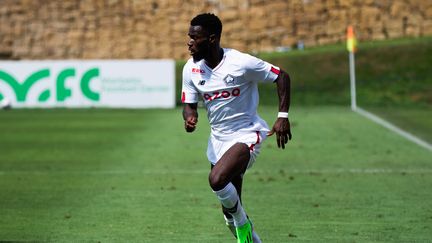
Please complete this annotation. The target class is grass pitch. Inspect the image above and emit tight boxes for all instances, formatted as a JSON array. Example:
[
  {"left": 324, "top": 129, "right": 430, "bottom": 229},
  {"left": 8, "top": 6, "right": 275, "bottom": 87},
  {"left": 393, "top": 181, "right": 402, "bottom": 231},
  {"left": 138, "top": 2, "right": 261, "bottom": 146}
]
[{"left": 0, "top": 107, "right": 431, "bottom": 242}]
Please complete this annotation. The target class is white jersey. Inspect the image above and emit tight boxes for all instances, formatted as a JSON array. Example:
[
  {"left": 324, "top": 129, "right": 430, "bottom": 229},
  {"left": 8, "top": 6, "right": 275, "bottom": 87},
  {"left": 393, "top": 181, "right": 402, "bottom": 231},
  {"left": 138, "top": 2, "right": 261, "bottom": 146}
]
[{"left": 181, "top": 48, "right": 280, "bottom": 140}]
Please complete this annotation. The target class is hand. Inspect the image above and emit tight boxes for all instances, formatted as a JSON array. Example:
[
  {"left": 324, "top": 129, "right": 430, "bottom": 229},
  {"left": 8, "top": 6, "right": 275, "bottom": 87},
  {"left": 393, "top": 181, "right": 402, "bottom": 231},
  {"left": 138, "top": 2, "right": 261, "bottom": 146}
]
[
  {"left": 267, "top": 118, "right": 292, "bottom": 149},
  {"left": 185, "top": 116, "right": 197, "bottom": 133}
]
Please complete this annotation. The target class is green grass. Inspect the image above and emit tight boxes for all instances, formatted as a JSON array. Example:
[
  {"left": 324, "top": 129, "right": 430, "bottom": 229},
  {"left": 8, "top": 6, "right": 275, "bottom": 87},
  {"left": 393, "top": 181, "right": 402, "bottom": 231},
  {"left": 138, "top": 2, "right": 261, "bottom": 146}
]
[
  {"left": 256, "top": 36, "right": 432, "bottom": 107},
  {"left": 1, "top": 107, "right": 431, "bottom": 242},
  {"left": 364, "top": 106, "right": 432, "bottom": 143}
]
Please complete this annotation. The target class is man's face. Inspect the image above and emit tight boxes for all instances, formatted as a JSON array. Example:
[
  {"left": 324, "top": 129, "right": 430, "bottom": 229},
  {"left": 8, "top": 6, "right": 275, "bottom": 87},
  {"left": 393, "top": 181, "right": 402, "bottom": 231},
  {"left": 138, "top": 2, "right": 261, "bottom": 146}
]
[{"left": 187, "top": 25, "right": 210, "bottom": 61}]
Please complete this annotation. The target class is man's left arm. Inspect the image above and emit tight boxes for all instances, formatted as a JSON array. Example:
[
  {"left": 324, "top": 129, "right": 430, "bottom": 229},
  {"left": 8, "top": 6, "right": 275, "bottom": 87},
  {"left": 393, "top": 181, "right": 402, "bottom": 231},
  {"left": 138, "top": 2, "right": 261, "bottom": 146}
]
[{"left": 267, "top": 69, "right": 292, "bottom": 149}]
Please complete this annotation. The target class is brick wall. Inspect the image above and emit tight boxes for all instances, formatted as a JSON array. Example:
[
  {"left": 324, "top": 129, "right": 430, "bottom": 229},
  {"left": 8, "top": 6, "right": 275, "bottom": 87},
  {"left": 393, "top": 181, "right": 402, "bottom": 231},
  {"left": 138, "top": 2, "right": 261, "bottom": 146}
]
[{"left": 1, "top": 0, "right": 431, "bottom": 60}]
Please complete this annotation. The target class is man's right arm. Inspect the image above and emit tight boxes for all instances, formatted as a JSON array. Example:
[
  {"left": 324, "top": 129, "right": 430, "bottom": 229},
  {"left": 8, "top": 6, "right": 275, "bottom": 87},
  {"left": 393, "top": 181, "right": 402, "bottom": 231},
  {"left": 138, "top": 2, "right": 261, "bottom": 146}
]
[{"left": 183, "top": 103, "right": 198, "bottom": 133}]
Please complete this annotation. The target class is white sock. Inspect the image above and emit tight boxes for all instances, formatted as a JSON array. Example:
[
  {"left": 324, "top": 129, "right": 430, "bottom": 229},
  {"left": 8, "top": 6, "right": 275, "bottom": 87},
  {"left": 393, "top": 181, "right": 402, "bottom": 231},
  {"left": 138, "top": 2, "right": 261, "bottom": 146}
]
[{"left": 213, "top": 183, "right": 248, "bottom": 227}]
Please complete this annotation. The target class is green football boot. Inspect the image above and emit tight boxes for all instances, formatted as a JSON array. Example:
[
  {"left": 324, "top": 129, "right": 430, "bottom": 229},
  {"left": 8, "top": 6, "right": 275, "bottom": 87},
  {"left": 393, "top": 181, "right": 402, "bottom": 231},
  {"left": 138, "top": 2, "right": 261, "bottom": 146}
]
[{"left": 235, "top": 221, "right": 253, "bottom": 243}]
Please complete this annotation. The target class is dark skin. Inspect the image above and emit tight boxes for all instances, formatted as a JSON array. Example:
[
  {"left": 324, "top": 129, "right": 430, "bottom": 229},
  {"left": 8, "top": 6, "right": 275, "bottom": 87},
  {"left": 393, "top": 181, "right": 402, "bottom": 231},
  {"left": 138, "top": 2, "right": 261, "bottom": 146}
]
[{"left": 183, "top": 25, "right": 292, "bottom": 211}]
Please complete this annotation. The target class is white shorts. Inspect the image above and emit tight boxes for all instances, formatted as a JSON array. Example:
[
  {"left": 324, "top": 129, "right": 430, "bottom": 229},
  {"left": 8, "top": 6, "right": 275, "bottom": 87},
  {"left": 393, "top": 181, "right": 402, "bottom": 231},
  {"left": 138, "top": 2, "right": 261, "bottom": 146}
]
[{"left": 206, "top": 131, "right": 267, "bottom": 169}]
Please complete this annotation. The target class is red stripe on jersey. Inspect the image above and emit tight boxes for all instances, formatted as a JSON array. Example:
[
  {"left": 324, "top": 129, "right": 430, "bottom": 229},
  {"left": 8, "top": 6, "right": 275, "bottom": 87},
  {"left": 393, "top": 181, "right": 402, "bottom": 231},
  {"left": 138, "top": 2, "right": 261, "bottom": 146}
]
[
  {"left": 249, "top": 131, "right": 261, "bottom": 151},
  {"left": 181, "top": 92, "right": 185, "bottom": 103},
  {"left": 270, "top": 66, "right": 280, "bottom": 75}
]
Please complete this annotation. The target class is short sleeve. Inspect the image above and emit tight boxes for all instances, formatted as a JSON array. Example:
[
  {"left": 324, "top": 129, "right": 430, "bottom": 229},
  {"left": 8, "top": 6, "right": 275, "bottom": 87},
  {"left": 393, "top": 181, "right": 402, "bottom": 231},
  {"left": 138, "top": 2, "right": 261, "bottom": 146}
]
[
  {"left": 181, "top": 63, "right": 199, "bottom": 103},
  {"left": 243, "top": 54, "right": 280, "bottom": 83}
]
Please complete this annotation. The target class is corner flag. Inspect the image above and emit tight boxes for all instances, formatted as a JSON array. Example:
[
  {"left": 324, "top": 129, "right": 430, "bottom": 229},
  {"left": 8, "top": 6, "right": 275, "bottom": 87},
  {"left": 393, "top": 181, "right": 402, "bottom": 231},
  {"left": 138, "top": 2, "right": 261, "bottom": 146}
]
[{"left": 347, "top": 25, "right": 357, "bottom": 53}]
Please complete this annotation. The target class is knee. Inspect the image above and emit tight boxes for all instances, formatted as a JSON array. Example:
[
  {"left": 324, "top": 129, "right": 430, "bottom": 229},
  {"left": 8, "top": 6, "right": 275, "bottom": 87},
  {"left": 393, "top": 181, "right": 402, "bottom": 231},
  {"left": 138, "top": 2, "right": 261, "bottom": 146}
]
[{"left": 209, "top": 169, "right": 227, "bottom": 191}]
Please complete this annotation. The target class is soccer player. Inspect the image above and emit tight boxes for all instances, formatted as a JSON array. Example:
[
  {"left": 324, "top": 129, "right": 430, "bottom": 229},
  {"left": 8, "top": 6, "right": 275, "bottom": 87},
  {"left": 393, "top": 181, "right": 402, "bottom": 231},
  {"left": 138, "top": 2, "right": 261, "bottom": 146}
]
[{"left": 181, "top": 13, "right": 292, "bottom": 243}]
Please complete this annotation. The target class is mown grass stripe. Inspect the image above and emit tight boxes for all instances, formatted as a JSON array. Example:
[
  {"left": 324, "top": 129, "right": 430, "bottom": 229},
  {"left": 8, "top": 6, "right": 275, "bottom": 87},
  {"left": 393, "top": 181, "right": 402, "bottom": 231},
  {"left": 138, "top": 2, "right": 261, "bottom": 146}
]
[{"left": 1, "top": 168, "right": 432, "bottom": 175}]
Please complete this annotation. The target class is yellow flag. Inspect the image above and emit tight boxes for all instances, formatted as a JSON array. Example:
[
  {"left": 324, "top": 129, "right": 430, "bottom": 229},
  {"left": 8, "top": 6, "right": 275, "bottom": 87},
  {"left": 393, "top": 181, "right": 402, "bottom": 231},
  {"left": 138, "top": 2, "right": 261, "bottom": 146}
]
[{"left": 347, "top": 26, "right": 357, "bottom": 53}]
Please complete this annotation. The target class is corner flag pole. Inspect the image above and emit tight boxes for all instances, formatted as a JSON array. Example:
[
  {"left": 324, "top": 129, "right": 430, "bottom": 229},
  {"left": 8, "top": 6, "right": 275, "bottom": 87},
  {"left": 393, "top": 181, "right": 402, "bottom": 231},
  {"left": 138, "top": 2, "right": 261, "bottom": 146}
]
[{"left": 347, "top": 25, "right": 357, "bottom": 111}]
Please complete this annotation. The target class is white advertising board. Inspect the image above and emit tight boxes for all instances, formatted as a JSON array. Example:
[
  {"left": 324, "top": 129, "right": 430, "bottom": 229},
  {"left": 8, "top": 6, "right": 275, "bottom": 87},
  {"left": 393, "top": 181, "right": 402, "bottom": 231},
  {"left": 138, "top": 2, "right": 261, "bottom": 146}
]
[{"left": 0, "top": 60, "right": 175, "bottom": 108}]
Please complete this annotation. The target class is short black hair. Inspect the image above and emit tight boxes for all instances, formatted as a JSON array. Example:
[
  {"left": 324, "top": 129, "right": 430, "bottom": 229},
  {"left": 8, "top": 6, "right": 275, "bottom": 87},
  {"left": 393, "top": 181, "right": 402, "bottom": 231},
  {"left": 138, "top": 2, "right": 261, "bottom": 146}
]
[{"left": 190, "top": 13, "right": 222, "bottom": 37}]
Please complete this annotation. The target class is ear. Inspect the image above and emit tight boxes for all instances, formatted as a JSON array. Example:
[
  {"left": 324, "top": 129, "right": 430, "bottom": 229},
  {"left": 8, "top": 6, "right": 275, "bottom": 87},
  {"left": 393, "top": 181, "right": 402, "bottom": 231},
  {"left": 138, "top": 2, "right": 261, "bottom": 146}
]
[{"left": 208, "top": 34, "right": 218, "bottom": 44}]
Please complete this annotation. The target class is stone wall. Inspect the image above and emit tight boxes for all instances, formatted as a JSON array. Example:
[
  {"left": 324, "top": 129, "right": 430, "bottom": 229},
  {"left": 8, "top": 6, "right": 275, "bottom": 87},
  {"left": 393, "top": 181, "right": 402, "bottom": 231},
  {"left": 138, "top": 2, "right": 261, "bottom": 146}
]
[{"left": 1, "top": 0, "right": 431, "bottom": 60}]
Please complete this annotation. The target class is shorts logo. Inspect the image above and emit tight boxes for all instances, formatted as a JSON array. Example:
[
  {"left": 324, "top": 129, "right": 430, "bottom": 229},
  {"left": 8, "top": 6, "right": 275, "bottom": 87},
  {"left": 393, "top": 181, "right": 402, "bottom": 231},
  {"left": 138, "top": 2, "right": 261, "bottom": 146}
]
[
  {"left": 192, "top": 68, "right": 205, "bottom": 74},
  {"left": 223, "top": 74, "right": 236, "bottom": 86},
  {"left": 198, "top": 80, "right": 206, "bottom": 85}
]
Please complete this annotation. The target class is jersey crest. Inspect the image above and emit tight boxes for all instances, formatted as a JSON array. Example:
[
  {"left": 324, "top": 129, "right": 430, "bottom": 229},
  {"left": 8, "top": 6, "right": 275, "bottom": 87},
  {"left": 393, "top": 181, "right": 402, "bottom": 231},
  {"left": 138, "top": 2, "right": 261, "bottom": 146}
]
[{"left": 223, "top": 74, "right": 236, "bottom": 86}]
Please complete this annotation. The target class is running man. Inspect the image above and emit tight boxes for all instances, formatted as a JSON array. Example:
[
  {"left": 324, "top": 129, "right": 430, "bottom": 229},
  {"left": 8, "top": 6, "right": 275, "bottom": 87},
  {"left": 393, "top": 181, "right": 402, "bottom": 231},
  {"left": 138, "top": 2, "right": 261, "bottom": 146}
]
[{"left": 181, "top": 13, "right": 292, "bottom": 243}]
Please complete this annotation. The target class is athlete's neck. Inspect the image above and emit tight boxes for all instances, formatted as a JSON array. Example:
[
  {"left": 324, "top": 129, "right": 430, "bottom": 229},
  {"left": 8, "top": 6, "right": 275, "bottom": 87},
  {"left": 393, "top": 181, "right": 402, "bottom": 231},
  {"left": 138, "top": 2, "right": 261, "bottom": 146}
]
[{"left": 205, "top": 47, "right": 224, "bottom": 69}]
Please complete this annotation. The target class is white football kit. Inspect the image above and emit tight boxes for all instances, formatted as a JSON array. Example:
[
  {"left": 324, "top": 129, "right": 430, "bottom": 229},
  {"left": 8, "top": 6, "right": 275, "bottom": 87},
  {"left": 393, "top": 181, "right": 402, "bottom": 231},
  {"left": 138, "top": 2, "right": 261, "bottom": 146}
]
[{"left": 182, "top": 48, "right": 280, "bottom": 166}]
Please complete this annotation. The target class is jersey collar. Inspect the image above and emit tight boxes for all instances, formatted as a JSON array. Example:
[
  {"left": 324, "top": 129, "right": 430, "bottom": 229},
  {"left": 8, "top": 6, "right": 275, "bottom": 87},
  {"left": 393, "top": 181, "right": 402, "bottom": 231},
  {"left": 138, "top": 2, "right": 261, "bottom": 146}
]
[{"left": 203, "top": 48, "right": 227, "bottom": 73}]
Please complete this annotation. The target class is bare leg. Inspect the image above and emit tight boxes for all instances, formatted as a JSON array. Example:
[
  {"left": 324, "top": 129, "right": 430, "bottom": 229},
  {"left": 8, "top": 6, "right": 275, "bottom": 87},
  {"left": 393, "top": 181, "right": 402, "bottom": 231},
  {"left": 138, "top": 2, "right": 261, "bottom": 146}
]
[{"left": 209, "top": 143, "right": 250, "bottom": 191}]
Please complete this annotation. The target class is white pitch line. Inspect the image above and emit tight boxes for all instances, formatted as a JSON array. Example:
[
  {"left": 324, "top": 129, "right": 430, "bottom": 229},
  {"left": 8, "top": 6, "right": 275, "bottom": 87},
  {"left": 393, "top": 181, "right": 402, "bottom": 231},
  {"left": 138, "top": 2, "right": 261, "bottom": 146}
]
[{"left": 354, "top": 107, "right": 432, "bottom": 151}]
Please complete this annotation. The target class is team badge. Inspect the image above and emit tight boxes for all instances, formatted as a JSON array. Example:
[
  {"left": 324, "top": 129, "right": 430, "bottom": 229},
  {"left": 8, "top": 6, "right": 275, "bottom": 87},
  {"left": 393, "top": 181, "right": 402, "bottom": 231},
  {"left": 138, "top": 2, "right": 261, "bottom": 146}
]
[{"left": 223, "top": 74, "right": 236, "bottom": 86}]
